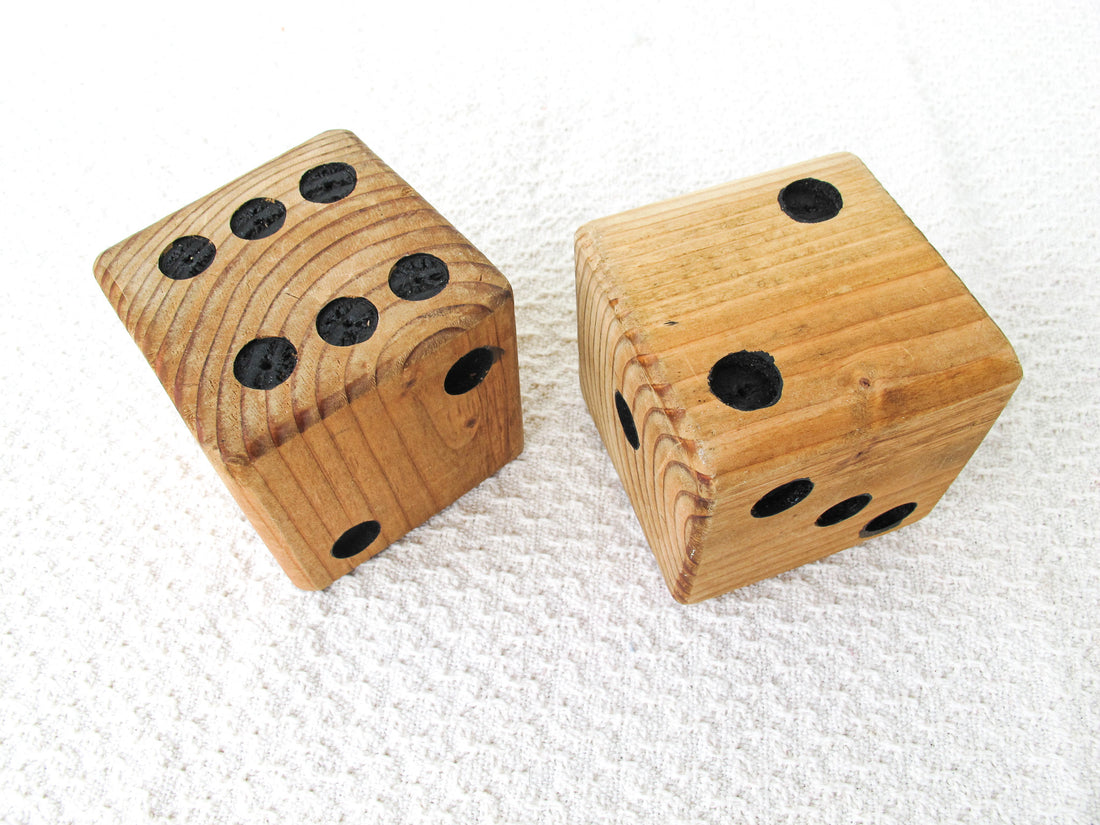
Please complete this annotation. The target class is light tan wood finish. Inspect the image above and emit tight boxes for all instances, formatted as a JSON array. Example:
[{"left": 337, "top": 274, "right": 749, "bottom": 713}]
[
  {"left": 95, "top": 130, "right": 523, "bottom": 589},
  {"left": 576, "top": 153, "right": 1021, "bottom": 603}
]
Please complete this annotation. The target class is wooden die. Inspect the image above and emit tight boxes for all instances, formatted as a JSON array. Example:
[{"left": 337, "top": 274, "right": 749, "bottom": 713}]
[
  {"left": 576, "top": 154, "right": 1021, "bottom": 603},
  {"left": 95, "top": 130, "right": 523, "bottom": 588}
]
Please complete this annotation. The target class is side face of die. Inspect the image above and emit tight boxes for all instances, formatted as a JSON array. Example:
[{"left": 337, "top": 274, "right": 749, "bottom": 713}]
[
  {"left": 576, "top": 153, "right": 1021, "bottom": 603},
  {"left": 95, "top": 130, "right": 523, "bottom": 589}
]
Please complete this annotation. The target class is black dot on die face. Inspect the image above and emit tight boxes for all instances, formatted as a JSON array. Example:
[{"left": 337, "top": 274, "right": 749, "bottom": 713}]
[
  {"left": 709, "top": 350, "right": 783, "bottom": 411},
  {"left": 331, "top": 520, "right": 382, "bottom": 559},
  {"left": 861, "top": 502, "right": 918, "bottom": 536},
  {"left": 751, "top": 478, "right": 814, "bottom": 518},
  {"left": 230, "top": 197, "right": 287, "bottom": 240},
  {"left": 316, "top": 297, "right": 378, "bottom": 347},
  {"left": 778, "top": 178, "right": 843, "bottom": 223},
  {"left": 444, "top": 347, "right": 496, "bottom": 395},
  {"left": 614, "top": 390, "right": 640, "bottom": 451},
  {"left": 816, "top": 494, "right": 872, "bottom": 527},
  {"left": 233, "top": 337, "right": 298, "bottom": 390},
  {"left": 299, "top": 162, "right": 357, "bottom": 203},
  {"left": 158, "top": 235, "right": 216, "bottom": 280},
  {"left": 389, "top": 253, "right": 450, "bottom": 301}
]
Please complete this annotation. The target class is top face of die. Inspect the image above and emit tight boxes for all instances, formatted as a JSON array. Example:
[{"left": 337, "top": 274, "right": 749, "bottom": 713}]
[
  {"left": 94, "top": 130, "right": 512, "bottom": 462},
  {"left": 576, "top": 153, "right": 1022, "bottom": 478}
]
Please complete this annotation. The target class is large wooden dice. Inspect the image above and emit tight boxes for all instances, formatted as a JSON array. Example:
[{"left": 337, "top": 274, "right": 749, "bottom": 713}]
[
  {"left": 576, "top": 154, "right": 1021, "bottom": 603},
  {"left": 95, "top": 130, "right": 523, "bottom": 589}
]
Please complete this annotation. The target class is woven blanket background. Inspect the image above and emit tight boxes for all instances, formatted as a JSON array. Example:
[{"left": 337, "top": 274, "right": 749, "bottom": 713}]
[{"left": 2, "top": 2, "right": 1097, "bottom": 823}]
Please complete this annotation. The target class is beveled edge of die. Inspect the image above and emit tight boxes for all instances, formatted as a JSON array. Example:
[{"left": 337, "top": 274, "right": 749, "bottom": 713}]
[{"left": 575, "top": 221, "right": 718, "bottom": 603}]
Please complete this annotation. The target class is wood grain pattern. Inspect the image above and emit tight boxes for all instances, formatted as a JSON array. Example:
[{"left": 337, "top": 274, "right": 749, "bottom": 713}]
[
  {"left": 95, "top": 130, "right": 523, "bottom": 589},
  {"left": 576, "top": 153, "right": 1021, "bottom": 603}
]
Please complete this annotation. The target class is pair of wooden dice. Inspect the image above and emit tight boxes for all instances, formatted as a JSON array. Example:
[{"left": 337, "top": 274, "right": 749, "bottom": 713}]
[{"left": 94, "top": 130, "right": 1021, "bottom": 602}]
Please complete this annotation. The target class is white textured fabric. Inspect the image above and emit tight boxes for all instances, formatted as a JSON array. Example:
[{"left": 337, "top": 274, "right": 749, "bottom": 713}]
[{"left": 2, "top": 2, "right": 1097, "bottom": 823}]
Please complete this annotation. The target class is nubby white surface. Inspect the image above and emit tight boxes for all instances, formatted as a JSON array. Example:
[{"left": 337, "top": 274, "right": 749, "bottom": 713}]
[{"left": 1, "top": 2, "right": 1096, "bottom": 823}]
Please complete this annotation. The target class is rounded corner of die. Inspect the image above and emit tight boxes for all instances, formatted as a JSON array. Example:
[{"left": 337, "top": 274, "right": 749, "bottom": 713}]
[
  {"left": 574, "top": 221, "right": 604, "bottom": 254},
  {"left": 815, "top": 151, "right": 870, "bottom": 177},
  {"left": 835, "top": 150, "right": 867, "bottom": 166},
  {"left": 1002, "top": 346, "right": 1024, "bottom": 388},
  {"left": 667, "top": 582, "right": 693, "bottom": 605},
  {"left": 315, "top": 127, "right": 359, "bottom": 143},
  {"left": 487, "top": 265, "right": 517, "bottom": 300},
  {"left": 289, "top": 569, "right": 334, "bottom": 592},
  {"left": 92, "top": 246, "right": 112, "bottom": 279},
  {"left": 668, "top": 566, "right": 704, "bottom": 605},
  {"left": 92, "top": 244, "right": 125, "bottom": 295}
]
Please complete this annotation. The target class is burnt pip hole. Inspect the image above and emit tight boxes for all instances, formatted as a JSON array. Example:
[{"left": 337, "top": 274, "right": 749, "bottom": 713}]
[
  {"left": 300, "top": 162, "right": 357, "bottom": 203},
  {"left": 158, "top": 235, "right": 216, "bottom": 280},
  {"left": 614, "top": 390, "right": 640, "bottom": 451},
  {"left": 331, "top": 520, "right": 382, "bottom": 559},
  {"left": 230, "top": 197, "right": 287, "bottom": 240},
  {"left": 233, "top": 337, "right": 298, "bottom": 390},
  {"left": 316, "top": 297, "right": 378, "bottom": 347},
  {"left": 709, "top": 350, "right": 783, "bottom": 411},
  {"left": 861, "top": 502, "right": 918, "bottom": 536},
  {"left": 816, "top": 494, "right": 872, "bottom": 527},
  {"left": 389, "top": 253, "right": 449, "bottom": 301},
  {"left": 751, "top": 478, "right": 814, "bottom": 518},
  {"left": 778, "top": 178, "right": 843, "bottom": 223},
  {"left": 445, "top": 347, "right": 496, "bottom": 395}
]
